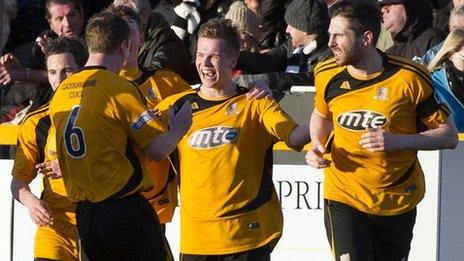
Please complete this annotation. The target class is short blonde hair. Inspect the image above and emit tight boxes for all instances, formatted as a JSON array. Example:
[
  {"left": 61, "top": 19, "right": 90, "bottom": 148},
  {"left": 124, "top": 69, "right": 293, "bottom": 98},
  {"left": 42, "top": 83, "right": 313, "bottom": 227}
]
[{"left": 428, "top": 29, "right": 464, "bottom": 71}]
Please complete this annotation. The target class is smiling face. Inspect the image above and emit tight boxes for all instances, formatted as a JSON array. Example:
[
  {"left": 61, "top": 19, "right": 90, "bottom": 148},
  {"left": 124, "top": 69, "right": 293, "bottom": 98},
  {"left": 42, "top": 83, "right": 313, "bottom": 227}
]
[
  {"left": 328, "top": 16, "right": 364, "bottom": 66},
  {"left": 47, "top": 52, "right": 79, "bottom": 91},
  {"left": 196, "top": 37, "right": 237, "bottom": 90},
  {"left": 48, "top": 2, "right": 83, "bottom": 37}
]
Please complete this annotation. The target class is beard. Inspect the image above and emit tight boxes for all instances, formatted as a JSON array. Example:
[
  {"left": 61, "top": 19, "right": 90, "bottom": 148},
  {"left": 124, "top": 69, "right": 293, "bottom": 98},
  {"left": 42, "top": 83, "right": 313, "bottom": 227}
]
[{"left": 332, "top": 44, "right": 363, "bottom": 67}]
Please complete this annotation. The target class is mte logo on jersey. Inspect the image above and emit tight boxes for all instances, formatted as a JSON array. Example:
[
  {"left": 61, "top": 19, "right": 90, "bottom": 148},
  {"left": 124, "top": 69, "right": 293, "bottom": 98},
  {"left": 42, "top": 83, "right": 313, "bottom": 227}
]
[
  {"left": 188, "top": 126, "right": 238, "bottom": 149},
  {"left": 337, "top": 110, "right": 388, "bottom": 130}
]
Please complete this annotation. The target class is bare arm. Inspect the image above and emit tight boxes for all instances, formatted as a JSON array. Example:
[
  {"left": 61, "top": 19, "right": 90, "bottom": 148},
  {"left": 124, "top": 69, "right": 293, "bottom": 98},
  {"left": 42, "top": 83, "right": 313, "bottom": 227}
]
[
  {"left": 143, "top": 101, "right": 192, "bottom": 161},
  {"left": 0, "top": 53, "right": 48, "bottom": 85},
  {"left": 359, "top": 118, "right": 458, "bottom": 152},
  {"left": 11, "top": 177, "right": 53, "bottom": 226},
  {"left": 289, "top": 124, "right": 311, "bottom": 148},
  {"left": 305, "top": 110, "right": 333, "bottom": 168}
]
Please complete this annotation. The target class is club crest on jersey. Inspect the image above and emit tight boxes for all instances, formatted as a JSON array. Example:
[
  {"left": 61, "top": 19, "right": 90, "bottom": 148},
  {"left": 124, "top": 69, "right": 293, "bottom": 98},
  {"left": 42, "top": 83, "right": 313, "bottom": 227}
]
[
  {"left": 188, "top": 126, "right": 238, "bottom": 149},
  {"left": 373, "top": 87, "right": 389, "bottom": 101},
  {"left": 337, "top": 110, "right": 388, "bottom": 131},
  {"left": 225, "top": 103, "right": 240, "bottom": 116},
  {"left": 131, "top": 110, "right": 154, "bottom": 130}
]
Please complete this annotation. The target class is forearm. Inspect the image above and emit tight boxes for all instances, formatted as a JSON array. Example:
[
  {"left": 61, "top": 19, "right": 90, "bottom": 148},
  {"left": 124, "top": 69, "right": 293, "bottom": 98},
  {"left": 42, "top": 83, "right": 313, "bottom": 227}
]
[
  {"left": 392, "top": 120, "right": 458, "bottom": 151},
  {"left": 143, "top": 129, "right": 184, "bottom": 162},
  {"left": 289, "top": 124, "right": 311, "bottom": 149},
  {"left": 310, "top": 110, "right": 333, "bottom": 146},
  {"left": 11, "top": 177, "right": 37, "bottom": 206},
  {"left": 26, "top": 69, "right": 48, "bottom": 84}
]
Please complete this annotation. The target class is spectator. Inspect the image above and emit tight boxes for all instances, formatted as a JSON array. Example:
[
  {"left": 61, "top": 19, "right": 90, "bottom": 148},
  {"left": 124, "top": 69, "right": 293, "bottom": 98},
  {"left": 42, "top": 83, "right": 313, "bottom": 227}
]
[
  {"left": 235, "top": 0, "right": 331, "bottom": 100},
  {"left": 257, "top": 0, "right": 287, "bottom": 49},
  {"left": 422, "top": 4, "right": 464, "bottom": 65},
  {"left": 0, "top": 0, "right": 85, "bottom": 114},
  {"left": 153, "top": 0, "right": 233, "bottom": 60},
  {"left": 225, "top": 1, "right": 262, "bottom": 53},
  {"left": 113, "top": 0, "right": 197, "bottom": 83},
  {"left": 433, "top": 0, "right": 464, "bottom": 35},
  {"left": 0, "top": 0, "right": 18, "bottom": 54},
  {"left": 428, "top": 28, "right": 464, "bottom": 131},
  {"left": 380, "top": 0, "right": 444, "bottom": 61}
]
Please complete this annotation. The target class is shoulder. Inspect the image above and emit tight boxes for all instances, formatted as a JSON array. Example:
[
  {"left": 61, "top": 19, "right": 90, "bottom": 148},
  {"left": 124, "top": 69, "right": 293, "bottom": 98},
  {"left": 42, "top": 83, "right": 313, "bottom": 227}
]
[
  {"left": 387, "top": 54, "right": 432, "bottom": 84},
  {"left": 21, "top": 103, "right": 49, "bottom": 126},
  {"left": 157, "top": 89, "right": 197, "bottom": 109},
  {"left": 314, "top": 57, "right": 338, "bottom": 75}
]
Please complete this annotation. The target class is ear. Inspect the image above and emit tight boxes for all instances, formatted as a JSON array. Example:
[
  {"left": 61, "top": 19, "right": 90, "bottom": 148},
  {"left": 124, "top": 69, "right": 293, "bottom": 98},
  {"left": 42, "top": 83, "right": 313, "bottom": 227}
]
[
  {"left": 362, "top": 31, "right": 374, "bottom": 47},
  {"left": 120, "top": 39, "right": 130, "bottom": 57},
  {"left": 229, "top": 54, "right": 238, "bottom": 70}
]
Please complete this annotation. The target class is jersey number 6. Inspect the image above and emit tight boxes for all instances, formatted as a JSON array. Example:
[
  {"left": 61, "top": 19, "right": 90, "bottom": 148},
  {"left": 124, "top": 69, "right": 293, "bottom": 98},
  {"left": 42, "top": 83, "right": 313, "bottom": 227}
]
[{"left": 64, "top": 105, "right": 86, "bottom": 158}]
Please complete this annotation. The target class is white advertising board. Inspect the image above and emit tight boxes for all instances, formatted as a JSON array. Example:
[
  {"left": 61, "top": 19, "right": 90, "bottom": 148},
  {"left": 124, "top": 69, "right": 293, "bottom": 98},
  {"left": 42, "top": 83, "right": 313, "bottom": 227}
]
[{"left": 1, "top": 147, "right": 461, "bottom": 260}]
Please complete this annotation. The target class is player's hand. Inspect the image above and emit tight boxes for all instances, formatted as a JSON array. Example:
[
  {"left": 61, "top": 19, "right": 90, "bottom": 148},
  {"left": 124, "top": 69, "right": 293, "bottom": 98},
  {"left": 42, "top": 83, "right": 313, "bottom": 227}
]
[
  {"left": 36, "top": 159, "right": 62, "bottom": 179},
  {"left": 169, "top": 101, "right": 192, "bottom": 136},
  {"left": 245, "top": 80, "right": 273, "bottom": 100},
  {"left": 24, "top": 194, "right": 54, "bottom": 226},
  {"left": 305, "top": 143, "right": 331, "bottom": 168},
  {"left": 359, "top": 127, "right": 398, "bottom": 152}
]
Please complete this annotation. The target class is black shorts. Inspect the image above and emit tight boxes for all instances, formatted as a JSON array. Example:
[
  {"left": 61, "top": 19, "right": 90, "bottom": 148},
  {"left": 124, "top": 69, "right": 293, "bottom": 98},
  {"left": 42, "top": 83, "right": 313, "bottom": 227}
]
[
  {"left": 76, "top": 194, "right": 170, "bottom": 260},
  {"left": 180, "top": 243, "right": 272, "bottom": 261},
  {"left": 324, "top": 199, "right": 416, "bottom": 261}
]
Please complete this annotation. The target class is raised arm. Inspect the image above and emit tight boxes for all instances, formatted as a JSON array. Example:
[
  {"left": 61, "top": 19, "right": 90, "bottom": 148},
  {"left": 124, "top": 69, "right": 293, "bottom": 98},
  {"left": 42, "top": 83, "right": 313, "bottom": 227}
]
[{"left": 143, "top": 101, "right": 192, "bottom": 161}]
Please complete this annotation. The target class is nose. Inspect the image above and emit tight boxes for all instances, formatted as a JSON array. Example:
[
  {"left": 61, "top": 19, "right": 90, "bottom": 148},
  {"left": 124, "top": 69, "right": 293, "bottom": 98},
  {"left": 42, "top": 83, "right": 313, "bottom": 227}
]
[
  {"left": 58, "top": 71, "right": 67, "bottom": 83},
  {"left": 285, "top": 25, "right": 291, "bottom": 34},
  {"left": 328, "top": 35, "right": 336, "bottom": 48},
  {"left": 62, "top": 16, "right": 70, "bottom": 29}
]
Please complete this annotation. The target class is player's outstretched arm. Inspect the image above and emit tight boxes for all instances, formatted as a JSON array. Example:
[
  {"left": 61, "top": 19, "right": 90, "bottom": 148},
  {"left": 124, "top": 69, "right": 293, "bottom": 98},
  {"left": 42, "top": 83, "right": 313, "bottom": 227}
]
[
  {"left": 359, "top": 118, "right": 458, "bottom": 152},
  {"left": 144, "top": 101, "right": 192, "bottom": 162},
  {"left": 289, "top": 124, "right": 311, "bottom": 148},
  {"left": 11, "top": 177, "right": 54, "bottom": 226}
]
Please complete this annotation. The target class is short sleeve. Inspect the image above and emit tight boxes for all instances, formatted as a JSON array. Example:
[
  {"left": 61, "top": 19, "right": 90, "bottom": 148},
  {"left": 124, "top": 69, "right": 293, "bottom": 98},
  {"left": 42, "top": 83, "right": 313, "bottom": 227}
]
[{"left": 114, "top": 82, "right": 167, "bottom": 149}]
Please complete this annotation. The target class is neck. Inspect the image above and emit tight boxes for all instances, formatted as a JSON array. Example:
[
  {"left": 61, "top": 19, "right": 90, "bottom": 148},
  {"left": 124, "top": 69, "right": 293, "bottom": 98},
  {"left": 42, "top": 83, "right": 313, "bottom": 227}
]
[
  {"left": 200, "top": 81, "right": 236, "bottom": 99},
  {"left": 451, "top": 55, "right": 464, "bottom": 72},
  {"left": 122, "top": 58, "right": 138, "bottom": 71},
  {"left": 348, "top": 48, "right": 384, "bottom": 77},
  {"left": 86, "top": 53, "right": 123, "bottom": 73}
]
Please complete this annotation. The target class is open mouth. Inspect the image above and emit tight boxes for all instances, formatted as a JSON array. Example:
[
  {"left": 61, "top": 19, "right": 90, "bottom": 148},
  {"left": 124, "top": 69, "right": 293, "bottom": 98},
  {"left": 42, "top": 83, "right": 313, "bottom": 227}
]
[{"left": 201, "top": 69, "right": 216, "bottom": 80}]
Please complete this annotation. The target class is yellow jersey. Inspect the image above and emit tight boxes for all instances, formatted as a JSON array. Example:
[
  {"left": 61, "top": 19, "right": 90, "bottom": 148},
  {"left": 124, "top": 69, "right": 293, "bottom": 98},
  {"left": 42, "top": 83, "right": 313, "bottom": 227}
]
[
  {"left": 12, "top": 103, "right": 76, "bottom": 225},
  {"left": 120, "top": 67, "right": 190, "bottom": 223},
  {"left": 49, "top": 66, "right": 165, "bottom": 203},
  {"left": 314, "top": 54, "right": 450, "bottom": 215},
  {"left": 157, "top": 87, "right": 299, "bottom": 254}
]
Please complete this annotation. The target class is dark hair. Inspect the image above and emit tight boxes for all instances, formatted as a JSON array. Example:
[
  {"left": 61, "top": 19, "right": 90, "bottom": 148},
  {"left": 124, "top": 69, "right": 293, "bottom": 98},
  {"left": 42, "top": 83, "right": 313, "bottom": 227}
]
[
  {"left": 197, "top": 18, "right": 241, "bottom": 57},
  {"left": 46, "top": 36, "right": 88, "bottom": 67},
  {"left": 106, "top": 5, "right": 143, "bottom": 32},
  {"left": 329, "top": 1, "right": 381, "bottom": 43},
  {"left": 45, "top": 0, "right": 83, "bottom": 20},
  {"left": 85, "top": 12, "right": 130, "bottom": 54}
]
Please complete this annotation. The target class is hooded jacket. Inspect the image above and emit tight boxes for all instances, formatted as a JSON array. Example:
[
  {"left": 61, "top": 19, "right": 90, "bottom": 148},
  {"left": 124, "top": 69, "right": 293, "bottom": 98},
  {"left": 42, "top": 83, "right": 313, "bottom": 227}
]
[{"left": 386, "top": 0, "right": 443, "bottom": 60}]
